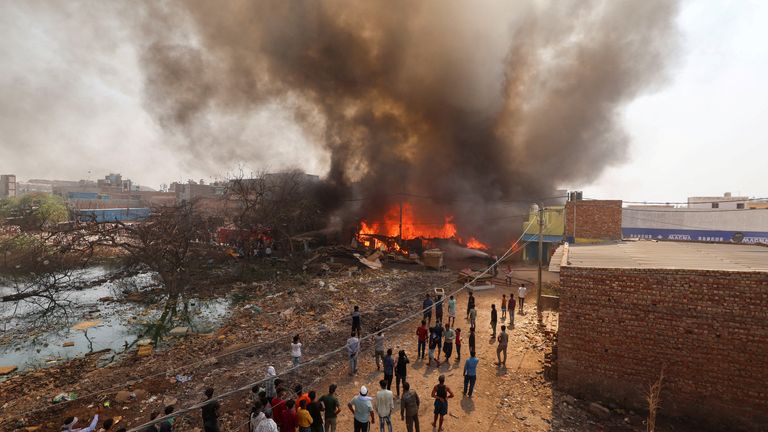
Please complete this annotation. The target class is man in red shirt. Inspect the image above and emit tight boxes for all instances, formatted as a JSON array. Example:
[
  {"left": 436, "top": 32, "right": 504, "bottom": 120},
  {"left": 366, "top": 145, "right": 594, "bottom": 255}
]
[
  {"left": 271, "top": 389, "right": 287, "bottom": 431},
  {"left": 416, "top": 320, "right": 429, "bottom": 360},
  {"left": 281, "top": 399, "right": 298, "bottom": 432}
]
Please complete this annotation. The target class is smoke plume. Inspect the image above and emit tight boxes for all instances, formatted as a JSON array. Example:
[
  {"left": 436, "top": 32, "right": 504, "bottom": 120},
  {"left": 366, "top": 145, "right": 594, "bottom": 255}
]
[{"left": 136, "top": 0, "right": 680, "bottom": 242}]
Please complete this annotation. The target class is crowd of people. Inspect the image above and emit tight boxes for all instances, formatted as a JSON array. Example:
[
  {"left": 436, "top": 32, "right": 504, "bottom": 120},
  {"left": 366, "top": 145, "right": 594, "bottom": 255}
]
[{"left": 61, "top": 283, "right": 531, "bottom": 432}]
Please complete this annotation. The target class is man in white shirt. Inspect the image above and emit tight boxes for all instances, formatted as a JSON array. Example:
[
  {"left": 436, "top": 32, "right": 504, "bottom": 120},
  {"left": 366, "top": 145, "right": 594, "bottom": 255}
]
[
  {"left": 375, "top": 379, "right": 394, "bottom": 432},
  {"left": 518, "top": 283, "right": 528, "bottom": 315}
]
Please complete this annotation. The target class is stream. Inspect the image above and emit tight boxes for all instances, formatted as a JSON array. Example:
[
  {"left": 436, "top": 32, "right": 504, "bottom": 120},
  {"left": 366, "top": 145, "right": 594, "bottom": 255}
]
[{"left": 0, "top": 266, "right": 232, "bottom": 374}]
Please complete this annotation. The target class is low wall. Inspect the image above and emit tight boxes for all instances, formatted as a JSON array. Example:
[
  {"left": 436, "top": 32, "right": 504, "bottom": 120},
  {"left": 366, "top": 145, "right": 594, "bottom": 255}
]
[{"left": 558, "top": 266, "right": 768, "bottom": 431}]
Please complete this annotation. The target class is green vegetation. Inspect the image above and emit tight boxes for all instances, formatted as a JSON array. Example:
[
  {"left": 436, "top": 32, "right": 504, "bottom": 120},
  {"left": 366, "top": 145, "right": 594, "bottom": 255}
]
[{"left": 0, "top": 193, "right": 69, "bottom": 231}]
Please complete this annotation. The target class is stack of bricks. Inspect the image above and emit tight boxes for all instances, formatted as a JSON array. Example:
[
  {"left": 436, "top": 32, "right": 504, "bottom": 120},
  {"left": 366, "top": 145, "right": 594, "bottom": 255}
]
[
  {"left": 564, "top": 200, "right": 622, "bottom": 241},
  {"left": 558, "top": 266, "right": 768, "bottom": 431}
]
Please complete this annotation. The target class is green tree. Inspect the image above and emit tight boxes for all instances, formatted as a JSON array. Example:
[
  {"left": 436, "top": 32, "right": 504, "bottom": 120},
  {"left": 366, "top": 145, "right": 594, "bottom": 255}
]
[{"left": 0, "top": 193, "right": 69, "bottom": 231}]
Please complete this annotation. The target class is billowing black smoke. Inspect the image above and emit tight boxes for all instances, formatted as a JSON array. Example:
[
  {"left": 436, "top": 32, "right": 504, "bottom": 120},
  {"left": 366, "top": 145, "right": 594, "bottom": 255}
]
[{"left": 136, "top": 0, "right": 680, "bottom": 244}]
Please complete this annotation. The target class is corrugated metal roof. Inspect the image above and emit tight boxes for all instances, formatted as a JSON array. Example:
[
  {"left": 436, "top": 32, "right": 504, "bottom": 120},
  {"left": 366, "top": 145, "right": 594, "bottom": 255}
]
[{"left": 559, "top": 240, "right": 768, "bottom": 272}]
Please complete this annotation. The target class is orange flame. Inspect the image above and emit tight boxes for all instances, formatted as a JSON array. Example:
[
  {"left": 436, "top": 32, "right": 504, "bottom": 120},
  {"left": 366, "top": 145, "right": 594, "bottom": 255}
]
[
  {"left": 466, "top": 237, "right": 489, "bottom": 250},
  {"left": 358, "top": 203, "right": 457, "bottom": 240}
]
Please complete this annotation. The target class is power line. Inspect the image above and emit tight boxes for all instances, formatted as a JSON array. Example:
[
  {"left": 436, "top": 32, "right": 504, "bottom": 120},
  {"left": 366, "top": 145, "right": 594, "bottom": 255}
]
[{"left": 125, "top": 221, "right": 536, "bottom": 432}]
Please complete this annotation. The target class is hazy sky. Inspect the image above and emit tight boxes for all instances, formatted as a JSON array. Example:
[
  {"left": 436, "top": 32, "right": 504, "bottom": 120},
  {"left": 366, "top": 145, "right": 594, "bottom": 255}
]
[{"left": 0, "top": 1, "right": 765, "bottom": 202}]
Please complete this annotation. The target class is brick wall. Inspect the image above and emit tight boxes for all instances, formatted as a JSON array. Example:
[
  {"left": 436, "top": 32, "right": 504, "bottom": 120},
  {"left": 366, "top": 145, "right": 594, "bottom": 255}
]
[
  {"left": 564, "top": 200, "right": 622, "bottom": 241},
  {"left": 558, "top": 267, "right": 768, "bottom": 431}
]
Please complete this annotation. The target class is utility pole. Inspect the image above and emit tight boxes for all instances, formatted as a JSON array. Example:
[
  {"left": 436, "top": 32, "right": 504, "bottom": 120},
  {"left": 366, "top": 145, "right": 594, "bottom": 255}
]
[
  {"left": 537, "top": 204, "right": 544, "bottom": 325},
  {"left": 398, "top": 199, "right": 403, "bottom": 245}
]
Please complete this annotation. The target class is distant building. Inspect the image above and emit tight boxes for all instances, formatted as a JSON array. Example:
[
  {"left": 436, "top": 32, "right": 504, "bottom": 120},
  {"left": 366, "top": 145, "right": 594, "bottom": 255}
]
[
  {"left": 688, "top": 192, "right": 748, "bottom": 209},
  {"left": 173, "top": 180, "right": 226, "bottom": 203},
  {"left": 0, "top": 175, "right": 17, "bottom": 198}
]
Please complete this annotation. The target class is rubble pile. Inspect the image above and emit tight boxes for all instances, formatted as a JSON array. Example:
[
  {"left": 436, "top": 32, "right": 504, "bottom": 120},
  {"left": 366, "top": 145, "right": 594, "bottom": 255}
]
[{"left": 0, "top": 266, "right": 454, "bottom": 431}]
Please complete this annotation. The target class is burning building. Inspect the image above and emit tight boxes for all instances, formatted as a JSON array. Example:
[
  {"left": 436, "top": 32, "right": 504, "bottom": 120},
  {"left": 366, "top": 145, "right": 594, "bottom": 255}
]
[{"left": 132, "top": 0, "right": 682, "bottom": 249}]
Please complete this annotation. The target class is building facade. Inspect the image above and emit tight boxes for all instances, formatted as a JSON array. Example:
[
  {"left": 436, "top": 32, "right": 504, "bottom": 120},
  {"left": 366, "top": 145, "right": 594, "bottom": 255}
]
[{"left": 0, "top": 175, "right": 16, "bottom": 198}]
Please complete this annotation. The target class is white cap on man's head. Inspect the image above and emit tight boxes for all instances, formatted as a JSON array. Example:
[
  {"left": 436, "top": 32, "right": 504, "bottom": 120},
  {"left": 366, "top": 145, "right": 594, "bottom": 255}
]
[{"left": 360, "top": 386, "right": 368, "bottom": 396}]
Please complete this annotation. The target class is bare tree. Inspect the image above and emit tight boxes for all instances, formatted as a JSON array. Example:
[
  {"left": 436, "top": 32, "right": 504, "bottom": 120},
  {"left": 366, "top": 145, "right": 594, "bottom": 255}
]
[
  {"left": 226, "top": 169, "right": 328, "bottom": 253},
  {"left": 85, "top": 202, "right": 223, "bottom": 332},
  {"left": 646, "top": 367, "right": 665, "bottom": 432}
]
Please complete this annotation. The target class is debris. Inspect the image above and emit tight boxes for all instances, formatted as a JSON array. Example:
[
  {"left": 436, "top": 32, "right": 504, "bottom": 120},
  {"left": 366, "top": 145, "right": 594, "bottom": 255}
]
[
  {"left": 52, "top": 392, "right": 77, "bottom": 403},
  {"left": 353, "top": 253, "right": 382, "bottom": 270},
  {"left": 279, "top": 307, "right": 295, "bottom": 320},
  {"left": 0, "top": 366, "right": 18, "bottom": 375},
  {"left": 63, "top": 341, "right": 75, "bottom": 347},
  {"left": 163, "top": 396, "right": 177, "bottom": 407},
  {"left": 588, "top": 402, "right": 611, "bottom": 419},
  {"left": 169, "top": 327, "right": 189, "bottom": 336},
  {"left": 422, "top": 249, "right": 444, "bottom": 269},
  {"left": 137, "top": 339, "right": 153, "bottom": 346},
  {"left": 175, "top": 374, "right": 193, "bottom": 383},
  {"left": 137, "top": 346, "right": 153, "bottom": 357},
  {"left": 72, "top": 320, "right": 101, "bottom": 331},
  {"left": 115, "top": 391, "right": 132, "bottom": 403}
]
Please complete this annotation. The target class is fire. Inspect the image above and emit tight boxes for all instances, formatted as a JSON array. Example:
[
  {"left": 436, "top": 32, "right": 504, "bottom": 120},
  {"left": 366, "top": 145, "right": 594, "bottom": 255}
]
[
  {"left": 358, "top": 203, "right": 457, "bottom": 240},
  {"left": 465, "top": 237, "right": 489, "bottom": 250}
]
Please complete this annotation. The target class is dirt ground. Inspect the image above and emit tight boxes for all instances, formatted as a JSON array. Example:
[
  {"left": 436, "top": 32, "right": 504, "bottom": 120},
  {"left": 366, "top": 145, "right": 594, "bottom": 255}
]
[{"left": 1, "top": 264, "right": 698, "bottom": 432}]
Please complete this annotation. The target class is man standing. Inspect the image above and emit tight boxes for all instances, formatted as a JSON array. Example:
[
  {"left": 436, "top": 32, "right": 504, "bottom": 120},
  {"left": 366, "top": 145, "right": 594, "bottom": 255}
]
[
  {"left": 490, "top": 304, "right": 498, "bottom": 338},
  {"left": 430, "top": 375, "right": 454, "bottom": 432},
  {"left": 400, "top": 382, "right": 420, "bottom": 432},
  {"left": 297, "top": 400, "right": 312, "bottom": 432},
  {"left": 433, "top": 321, "right": 444, "bottom": 362},
  {"left": 468, "top": 327, "right": 476, "bottom": 354},
  {"left": 375, "top": 379, "right": 394, "bottom": 432},
  {"left": 416, "top": 320, "right": 428, "bottom": 360},
  {"left": 348, "top": 386, "right": 375, "bottom": 432},
  {"left": 447, "top": 295, "right": 457, "bottom": 327},
  {"left": 422, "top": 294, "right": 433, "bottom": 326},
  {"left": 347, "top": 331, "right": 361, "bottom": 375},
  {"left": 500, "top": 294, "right": 507, "bottom": 321},
  {"left": 507, "top": 294, "right": 516, "bottom": 328},
  {"left": 454, "top": 328, "right": 462, "bottom": 361},
  {"left": 282, "top": 400, "right": 298, "bottom": 432},
  {"left": 468, "top": 306, "right": 477, "bottom": 330},
  {"left": 320, "top": 384, "right": 342, "bottom": 432},
  {"left": 496, "top": 325, "right": 509, "bottom": 367},
  {"left": 395, "top": 350, "right": 409, "bottom": 398},
  {"left": 374, "top": 332, "right": 385, "bottom": 371},
  {"left": 442, "top": 324, "right": 454, "bottom": 361},
  {"left": 518, "top": 283, "right": 527, "bottom": 314},
  {"left": 466, "top": 291, "right": 475, "bottom": 320},
  {"left": 383, "top": 349, "right": 394, "bottom": 390},
  {"left": 463, "top": 351, "right": 479, "bottom": 397},
  {"left": 352, "top": 305, "right": 362, "bottom": 337},
  {"left": 434, "top": 295, "right": 443, "bottom": 324},
  {"left": 201, "top": 388, "right": 220, "bottom": 432},
  {"left": 307, "top": 392, "right": 324, "bottom": 432}
]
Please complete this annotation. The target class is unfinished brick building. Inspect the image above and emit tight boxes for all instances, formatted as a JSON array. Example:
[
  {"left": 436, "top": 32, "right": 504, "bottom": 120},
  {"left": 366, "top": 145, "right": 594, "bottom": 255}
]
[
  {"left": 556, "top": 241, "right": 768, "bottom": 431},
  {"left": 564, "top": 199, "right": 622, "bottom": 243}
]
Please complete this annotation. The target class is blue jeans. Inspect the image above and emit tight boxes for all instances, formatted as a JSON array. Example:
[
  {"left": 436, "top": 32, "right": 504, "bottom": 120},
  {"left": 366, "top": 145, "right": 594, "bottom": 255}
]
[
  {"left": 349, "top": 353, "right": 358, "bottom": 373},
  {"left": 379, "top": 415, "right": 393, "bottom": 432},
  {"left": 293, "top": 356, "right": 300, "bottom": 367},
  {"left": 417, "top": 340, "right": 426, "bottom": 358},
  {"left": 463, "top": 375, "right": 476, "bottom": 396}
]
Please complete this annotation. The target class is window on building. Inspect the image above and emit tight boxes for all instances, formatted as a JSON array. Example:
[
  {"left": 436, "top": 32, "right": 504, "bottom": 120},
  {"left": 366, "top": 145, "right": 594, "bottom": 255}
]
[
  {"left": 711, "top": 203, "right": 719, "bottom": 209},
  {"left": 737, "top": 203, "right": 745, "bottom": 209}
]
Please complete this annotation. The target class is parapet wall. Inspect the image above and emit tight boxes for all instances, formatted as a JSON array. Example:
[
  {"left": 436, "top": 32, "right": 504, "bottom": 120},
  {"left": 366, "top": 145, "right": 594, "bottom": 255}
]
[{"left": 558, "top": 266, "right": 768, "bottom": 431}]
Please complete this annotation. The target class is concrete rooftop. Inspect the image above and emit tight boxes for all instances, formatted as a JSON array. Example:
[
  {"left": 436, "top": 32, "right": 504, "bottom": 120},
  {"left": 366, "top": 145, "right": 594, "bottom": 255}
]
[{"left": 552, "top": 240, "right": 768, "bottom": 272}]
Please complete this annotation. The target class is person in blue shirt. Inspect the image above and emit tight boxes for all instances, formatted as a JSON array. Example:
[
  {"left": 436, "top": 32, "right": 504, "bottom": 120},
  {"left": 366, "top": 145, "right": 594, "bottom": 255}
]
[
  {"left": 383, "top": 349, "right": 394, "bottom": 390},
  {"left": 422, "top": 294, "right": 434, "bottom": 326},
  {"left": 463, "top": 351, "right": 479, "bottom": 397}
]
